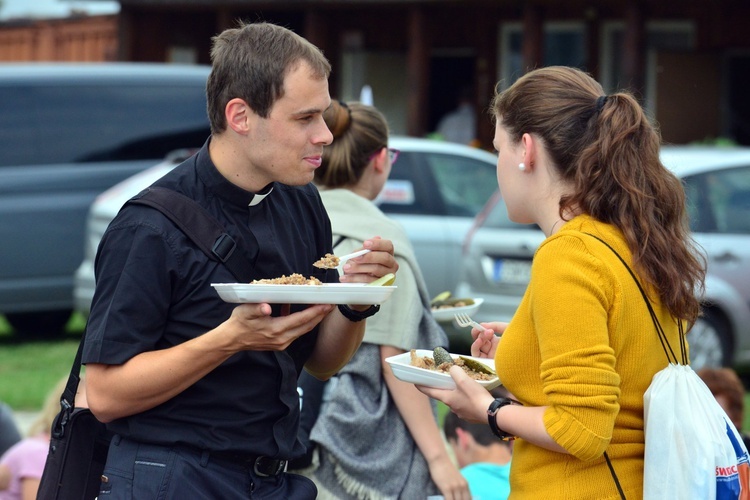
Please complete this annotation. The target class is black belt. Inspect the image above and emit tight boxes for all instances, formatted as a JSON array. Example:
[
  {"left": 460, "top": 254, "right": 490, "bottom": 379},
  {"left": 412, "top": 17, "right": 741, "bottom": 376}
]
[{"left": 210, "top": 451, "right": 288, "bottom": 477}]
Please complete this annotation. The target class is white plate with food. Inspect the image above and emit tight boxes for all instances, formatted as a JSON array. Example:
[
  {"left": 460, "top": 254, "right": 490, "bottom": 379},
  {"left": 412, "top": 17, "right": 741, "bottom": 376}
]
[
  {"left": 211, "top": 282, "right": 397, "bottom": 305},
  {"left": 431, "top": 297, "right": 484, "bottom": 322},
  {"left": 385, "top": 348, "right": 501, "bottom": 390}
]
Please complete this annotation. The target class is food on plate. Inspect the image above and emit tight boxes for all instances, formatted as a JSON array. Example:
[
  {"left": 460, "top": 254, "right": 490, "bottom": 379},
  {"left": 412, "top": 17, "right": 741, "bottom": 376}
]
[
  {"left": 433, "top": 346, "right": 454, "bottom": 366},
  {"left": 313, "top": 253, "right": 340, "bottom": 269},
  {"left": 430, "top": 298, "right": 476, "bottom": 310},
  {"left": 251, "top": 274, "right": 322, "bottom": 285},
  {"left": 367, "top": 273, "right": 396, "bottom": 287},
  {"left": 409, "top": 348, "right": 496, "bottom": 380},
  {"left": 429, "top": 290, "right": 476, "bottom": 310},
  {"left": 431, "top": 290, "right": 452, "bottom": 304}
]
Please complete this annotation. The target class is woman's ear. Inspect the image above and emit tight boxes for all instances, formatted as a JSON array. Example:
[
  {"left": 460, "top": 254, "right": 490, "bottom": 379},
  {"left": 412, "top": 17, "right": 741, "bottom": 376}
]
[
  {"left": 521, "top": 133, "right": 536, "bottom": 170},
  {"left": 371, "top": 147, "right": 388, "bottom": 173}
]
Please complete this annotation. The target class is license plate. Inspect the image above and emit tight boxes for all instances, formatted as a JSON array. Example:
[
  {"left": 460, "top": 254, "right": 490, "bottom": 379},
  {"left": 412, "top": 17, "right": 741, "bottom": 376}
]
[{"left": 493, "top": 259, "right": 531, "bottom": 284}]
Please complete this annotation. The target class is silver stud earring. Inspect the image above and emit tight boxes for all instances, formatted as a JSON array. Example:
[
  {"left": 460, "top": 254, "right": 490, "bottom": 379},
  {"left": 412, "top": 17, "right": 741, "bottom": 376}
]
[{"left": 518, "top": 162, "right": 526, "bottom": 171}]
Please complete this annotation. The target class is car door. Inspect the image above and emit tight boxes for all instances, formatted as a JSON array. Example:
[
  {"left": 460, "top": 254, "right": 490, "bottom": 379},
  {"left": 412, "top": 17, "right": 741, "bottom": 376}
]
[
  {"left": 377, "top": 149, "right": 497, "bottom": 296},
  {"left": 683, "top": 165, "right": 750, "bottom": 365}
]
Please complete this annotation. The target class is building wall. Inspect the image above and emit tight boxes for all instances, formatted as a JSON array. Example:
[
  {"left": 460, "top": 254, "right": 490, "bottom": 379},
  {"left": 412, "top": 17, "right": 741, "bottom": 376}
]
[{"left": 0, "top": 15, "right": 117, "bottom": 62}]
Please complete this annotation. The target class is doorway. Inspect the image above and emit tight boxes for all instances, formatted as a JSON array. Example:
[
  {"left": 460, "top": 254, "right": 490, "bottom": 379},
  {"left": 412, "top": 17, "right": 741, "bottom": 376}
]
[{"left": 428, "top": 55, "right": 476, "bottom": 134}]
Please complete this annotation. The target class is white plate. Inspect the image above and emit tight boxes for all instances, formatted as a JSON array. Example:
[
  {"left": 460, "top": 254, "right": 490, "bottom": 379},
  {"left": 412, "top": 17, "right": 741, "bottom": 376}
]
[
  {"left": 211, "top": 283, "right": 397, "bottom": 305},
  {"left": 385, "top": 349, "right": 501, "bottom": 390},
  {"left": 431, "top": 298, "right": 484, "bottom": 323}
]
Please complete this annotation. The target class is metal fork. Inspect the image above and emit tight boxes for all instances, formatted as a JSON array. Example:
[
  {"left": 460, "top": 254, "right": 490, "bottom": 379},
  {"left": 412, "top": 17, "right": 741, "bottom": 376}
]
[{"left": 454, "top": 312, "right": 483, "bottom": 330}]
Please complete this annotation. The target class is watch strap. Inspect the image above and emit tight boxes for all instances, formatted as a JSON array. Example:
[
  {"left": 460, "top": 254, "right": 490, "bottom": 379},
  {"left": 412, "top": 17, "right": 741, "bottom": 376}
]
[
  {"left": 487, "top": 397, "right": 519, "bottom": 440},
  {"left": 338, "top": 303, "right": 380, "bottom": 322}
]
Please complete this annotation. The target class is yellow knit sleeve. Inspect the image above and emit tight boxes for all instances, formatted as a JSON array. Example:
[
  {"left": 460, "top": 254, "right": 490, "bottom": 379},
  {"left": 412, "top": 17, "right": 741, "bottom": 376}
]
[{"left": 532, "top": 235, "right": 622, "bottom": 461}]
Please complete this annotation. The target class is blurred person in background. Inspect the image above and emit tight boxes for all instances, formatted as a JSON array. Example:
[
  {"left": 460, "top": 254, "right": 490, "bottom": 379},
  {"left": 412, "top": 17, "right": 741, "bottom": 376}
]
[
  {"left": 0, "top": 403, "right": 20, "bottom": 458},
  {"left": 418, "top": 66, "right": 706, "bottom": 498},
  {"left": 0, "top": 376, "right": 87, "bottom": 500},
  {"left": 436, "top": 86, "right": 477, "bottom": 146},
  {"left": 298, "top": 100, "right": 470, "bottom": 500},
  {"left": 698, "top": 367, "right": 750, "bottom": 449},
  {"left": 443, "top": 388, "right": 512, "bottom": 500}
]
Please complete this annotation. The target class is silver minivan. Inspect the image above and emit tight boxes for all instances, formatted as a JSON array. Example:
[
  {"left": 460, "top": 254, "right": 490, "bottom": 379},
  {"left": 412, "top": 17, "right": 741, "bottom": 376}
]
[{"left": 0, "top": 63, "right": 211, "bottom": 335}]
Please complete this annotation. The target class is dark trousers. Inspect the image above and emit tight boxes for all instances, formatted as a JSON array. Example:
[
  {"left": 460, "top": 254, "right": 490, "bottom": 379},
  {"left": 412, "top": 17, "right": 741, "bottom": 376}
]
[{"left": 98, "top": 435, "right": 317, "bottom": 499}]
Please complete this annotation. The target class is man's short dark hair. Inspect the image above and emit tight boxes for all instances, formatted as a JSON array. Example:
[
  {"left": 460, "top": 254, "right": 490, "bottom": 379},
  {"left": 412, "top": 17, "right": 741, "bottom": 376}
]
[
  {"left": 206, "top": 21, "right": 331, "bottom": 134},
  {"left": 443, "top": 410, "right": 500, "bottom": 446}
]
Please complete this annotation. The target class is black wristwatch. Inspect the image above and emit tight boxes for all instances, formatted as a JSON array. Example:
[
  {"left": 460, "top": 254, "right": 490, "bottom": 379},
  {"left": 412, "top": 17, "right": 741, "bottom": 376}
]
[
  {"left": 338, "top": 304, "right": 380, "bottom": 322},
  {"left": 487, "top": 396, "right": 520, "bottom": 440}
]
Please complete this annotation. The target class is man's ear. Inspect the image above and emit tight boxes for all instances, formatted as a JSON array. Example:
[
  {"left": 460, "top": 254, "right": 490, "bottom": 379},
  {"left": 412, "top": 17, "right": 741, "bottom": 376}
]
[
  {"left": 455, "top": 427, "right": 473, "bottom": 450},
  {"left": 225, "top": 98, "right": 251, "bottom": 134}
]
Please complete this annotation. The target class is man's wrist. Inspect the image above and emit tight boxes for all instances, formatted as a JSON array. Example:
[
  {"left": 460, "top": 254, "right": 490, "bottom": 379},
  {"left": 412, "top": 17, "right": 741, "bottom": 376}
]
[
  {"left": 338, "top": 304, "right": 380, "bottom": 322},
  {"left": 347, "top": 304, "right": 372, "bottom": 312}
]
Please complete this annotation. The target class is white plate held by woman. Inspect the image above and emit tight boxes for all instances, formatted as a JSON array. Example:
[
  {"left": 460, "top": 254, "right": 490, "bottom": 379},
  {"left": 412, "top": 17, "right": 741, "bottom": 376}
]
[{"left": 385, "top": 349, "right": 501, "bottom": 390}]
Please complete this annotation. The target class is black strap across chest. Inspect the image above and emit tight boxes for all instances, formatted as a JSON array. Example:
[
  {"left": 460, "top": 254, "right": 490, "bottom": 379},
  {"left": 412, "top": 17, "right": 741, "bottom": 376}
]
[{"left": 127, "top": 186, "right": 253, "bottom": 282}]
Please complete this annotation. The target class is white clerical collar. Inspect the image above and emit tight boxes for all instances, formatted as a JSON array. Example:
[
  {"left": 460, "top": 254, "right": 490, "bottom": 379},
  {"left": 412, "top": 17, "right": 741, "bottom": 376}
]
[{"left": 248, "top": 185, "right": 274, "bottom": 207}]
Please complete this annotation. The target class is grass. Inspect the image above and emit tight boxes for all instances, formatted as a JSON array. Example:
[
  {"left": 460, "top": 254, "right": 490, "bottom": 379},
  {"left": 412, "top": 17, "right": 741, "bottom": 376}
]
[{"left": 0, "top": 313, "right": 84, "bottom": 411}]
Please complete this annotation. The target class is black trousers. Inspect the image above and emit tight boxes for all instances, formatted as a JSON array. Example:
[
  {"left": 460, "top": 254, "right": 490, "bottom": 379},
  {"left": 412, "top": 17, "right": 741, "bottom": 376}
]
[{"left": 98, "top": 435, "right": 317, "bottom": 499}]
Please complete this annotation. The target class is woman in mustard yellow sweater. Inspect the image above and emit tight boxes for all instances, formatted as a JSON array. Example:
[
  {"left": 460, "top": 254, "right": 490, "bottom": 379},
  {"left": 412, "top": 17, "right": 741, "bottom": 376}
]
[{"left": 419, "top": 66, "right": 706, "bottom": 499}]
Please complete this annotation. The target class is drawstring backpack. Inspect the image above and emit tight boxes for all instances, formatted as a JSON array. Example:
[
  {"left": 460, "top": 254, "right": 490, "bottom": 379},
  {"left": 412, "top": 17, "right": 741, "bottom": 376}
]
[{"left": 587, "top": 234, "right": 750, "bottom": 500}]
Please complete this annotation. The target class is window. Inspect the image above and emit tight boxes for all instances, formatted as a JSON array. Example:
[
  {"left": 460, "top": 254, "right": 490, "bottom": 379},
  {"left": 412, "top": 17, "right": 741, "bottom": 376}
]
[
  {"left": 600, "top": 21, "right": 694, "bottom": 109},
  {"left": 683, "top": 166, "right": 750, "bottom": 235},
  {"left": 499, "top": 22, "right": 586, "bottom": 90},
  {"left": 377, "top": 150, "right": 497, "bottom": 217},
  {"left": 0, "top": 84, "right": 209, "bottom": 167},
  {"left": 424, "top": 153, "right": 497, "bottom": 217}
]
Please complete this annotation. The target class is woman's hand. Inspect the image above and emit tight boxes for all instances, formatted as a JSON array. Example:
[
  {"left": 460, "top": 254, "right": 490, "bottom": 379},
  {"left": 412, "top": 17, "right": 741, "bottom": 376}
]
[
  {"left": 417, "top": 366, "right": 495, "bottom": 424},
  {"left": 470, "top": 321, "right": 507, "bottom": 358},
  {"left": 427, "top": 454, "right": 471, "bottom": 500}
]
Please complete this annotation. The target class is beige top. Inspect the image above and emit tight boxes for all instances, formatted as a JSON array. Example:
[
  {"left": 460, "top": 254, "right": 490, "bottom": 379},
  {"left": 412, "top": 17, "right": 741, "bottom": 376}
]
[{"left": 319, "top": 188, "right": 428, "bottom": 350}]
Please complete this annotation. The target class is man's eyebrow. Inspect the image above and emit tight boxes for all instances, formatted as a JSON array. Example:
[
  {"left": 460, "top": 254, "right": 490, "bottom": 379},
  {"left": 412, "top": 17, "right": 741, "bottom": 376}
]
[{"left": 293, "top": 107, "right": 325, "bottom": 116}]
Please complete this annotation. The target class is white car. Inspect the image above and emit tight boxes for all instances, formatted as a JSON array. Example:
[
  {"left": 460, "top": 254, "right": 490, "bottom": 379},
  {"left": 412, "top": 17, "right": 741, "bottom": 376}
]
[
  {"left": 454, "top": 146, "right": 750, "bottom": 369},
  {"left": 74, "top": 137, "right": 499, "bottom": 315}
]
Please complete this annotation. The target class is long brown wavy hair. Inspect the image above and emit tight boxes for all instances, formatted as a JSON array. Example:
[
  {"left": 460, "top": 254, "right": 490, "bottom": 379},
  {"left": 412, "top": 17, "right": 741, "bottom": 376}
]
[{"left": 491, "top": 66, "right": 705, "bottom": 323}]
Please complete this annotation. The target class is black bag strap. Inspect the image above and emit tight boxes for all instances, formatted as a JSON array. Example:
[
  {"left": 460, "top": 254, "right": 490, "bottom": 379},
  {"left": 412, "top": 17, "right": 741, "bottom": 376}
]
[
  {"left": 55, "top": 187, "right": 256, "bottom": 437},
  {"left": 52, "top": 327, "right": 87, "bottom": 438},
  {"left": 604, "top": 451, "right": 626, "bottom": 500},
  {"left": 584, "top": 233, "right": 691, "bottom": 500},
  {"left": 584, "top": 233, "right": 686, "bottom": 365},
  {"left": 127, "top": 186, "right": 254, "bottom": 283}
]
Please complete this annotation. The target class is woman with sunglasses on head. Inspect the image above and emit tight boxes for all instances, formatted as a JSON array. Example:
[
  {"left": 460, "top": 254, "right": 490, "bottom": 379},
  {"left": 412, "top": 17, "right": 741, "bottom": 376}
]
[
  {"left": 418, "top": 66, "right": 706, "bottom": 499},
  {"left": 295, "top": 101, "right": 470, "bottom": 500}
]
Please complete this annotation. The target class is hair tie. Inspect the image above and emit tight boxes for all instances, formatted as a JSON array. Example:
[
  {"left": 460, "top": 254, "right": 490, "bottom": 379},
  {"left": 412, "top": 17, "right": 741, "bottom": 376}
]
[
  {"left": 595, "top": 95, "right": 608, "bottom": 114},
  {"left": 324, "top": 100, "right": 352, "bottom": 139}
]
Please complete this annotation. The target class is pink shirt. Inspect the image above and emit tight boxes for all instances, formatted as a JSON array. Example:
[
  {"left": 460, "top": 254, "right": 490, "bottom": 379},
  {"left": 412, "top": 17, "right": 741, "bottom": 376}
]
[{"left": 0, "top": 435, "right": 48, "bottom": 500}]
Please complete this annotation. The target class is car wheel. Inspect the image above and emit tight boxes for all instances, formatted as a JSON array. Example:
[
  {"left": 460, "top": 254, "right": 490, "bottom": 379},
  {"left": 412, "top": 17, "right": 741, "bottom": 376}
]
[
  {"left": 687, "top": 309, "right": 731, "bottom": 370},
  {"left": 5, "top": 309, "right": 72, "bottom": 337}
]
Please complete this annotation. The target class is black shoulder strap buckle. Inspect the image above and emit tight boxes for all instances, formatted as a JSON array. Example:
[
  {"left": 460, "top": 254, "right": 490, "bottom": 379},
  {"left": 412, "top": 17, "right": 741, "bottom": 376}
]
[{"left": 127, "top": 186, "right": 255, "bottom": 282}]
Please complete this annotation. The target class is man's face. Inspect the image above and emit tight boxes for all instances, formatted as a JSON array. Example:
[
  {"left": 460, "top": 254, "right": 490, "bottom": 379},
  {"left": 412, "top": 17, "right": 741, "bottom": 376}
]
[{"left": 247, "top": 61, "right": 333, "bottom": 187}]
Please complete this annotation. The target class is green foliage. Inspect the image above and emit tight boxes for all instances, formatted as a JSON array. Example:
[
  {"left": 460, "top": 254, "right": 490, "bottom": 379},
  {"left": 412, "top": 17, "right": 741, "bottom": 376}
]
[{"left": 689, "top": 137, "right": 739, "bottom": 147}]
